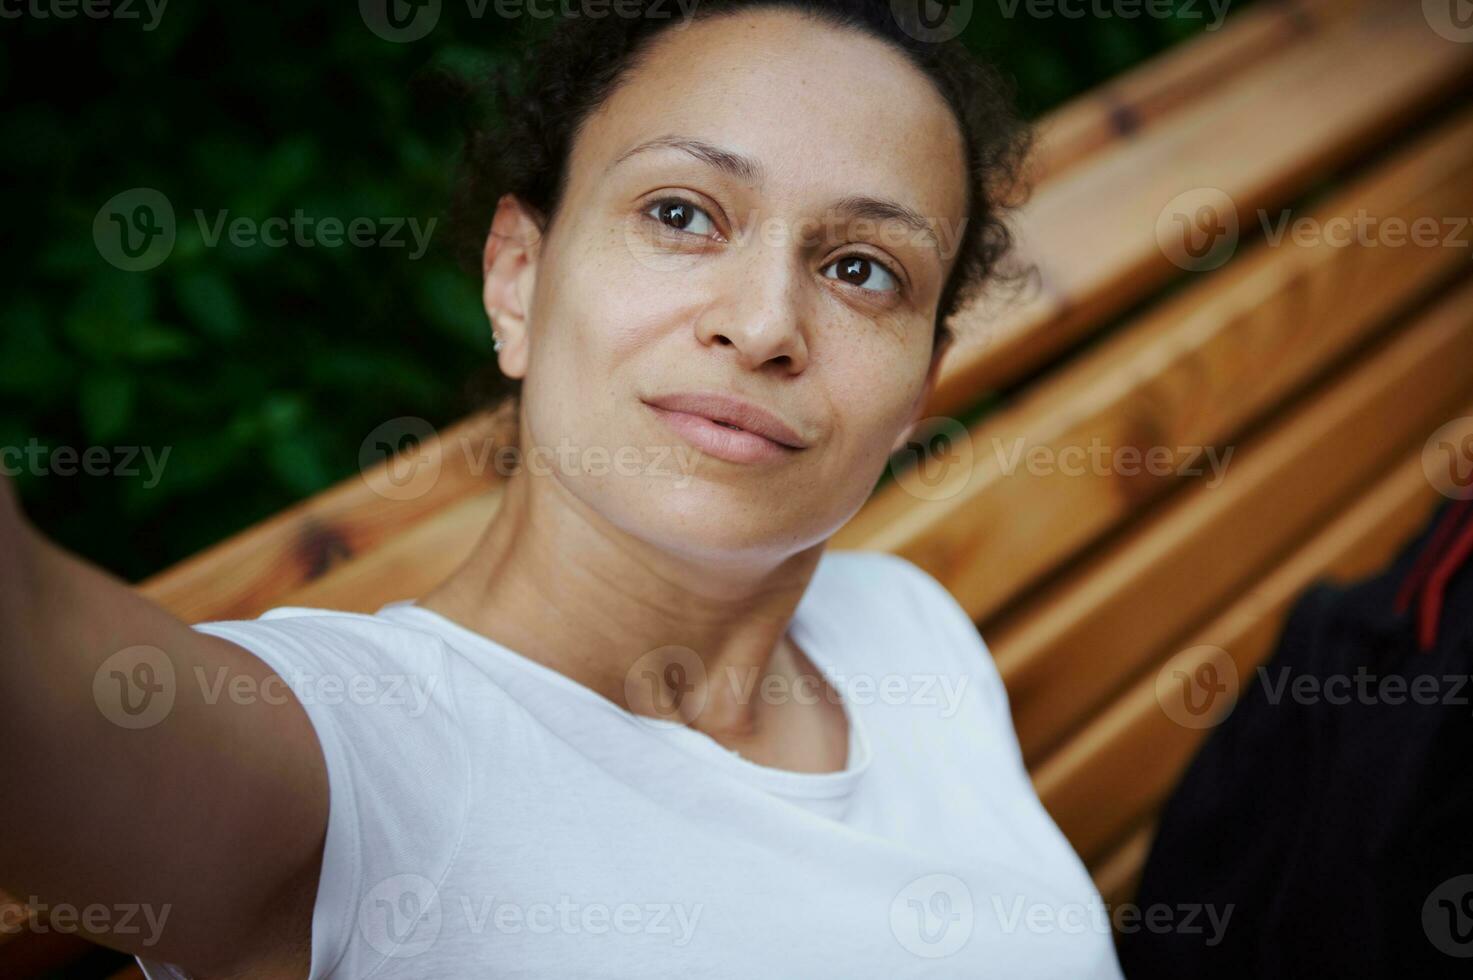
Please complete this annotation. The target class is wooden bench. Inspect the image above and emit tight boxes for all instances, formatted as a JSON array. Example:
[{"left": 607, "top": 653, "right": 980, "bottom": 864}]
[{"left": 7, "top": 0, "right": 1473, "bottom": 972}]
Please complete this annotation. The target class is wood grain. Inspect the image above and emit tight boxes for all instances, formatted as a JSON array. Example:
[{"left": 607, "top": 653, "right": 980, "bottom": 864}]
[
  {"left": 993, "top": 274, "right": 1473, "bottom": 766},
  {"left": 931, "top": 0, "right": 1473, "bottom": 412}
]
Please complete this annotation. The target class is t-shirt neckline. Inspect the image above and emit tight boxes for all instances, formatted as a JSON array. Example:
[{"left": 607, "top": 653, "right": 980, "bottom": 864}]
[{"left": 375, "top": 594, "right": 872, "bottom": 801}]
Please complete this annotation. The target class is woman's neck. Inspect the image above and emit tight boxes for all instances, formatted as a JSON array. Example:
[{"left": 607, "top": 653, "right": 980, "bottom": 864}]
[{"left": 417, "top": 466, "right": 828, "bottom": 745}]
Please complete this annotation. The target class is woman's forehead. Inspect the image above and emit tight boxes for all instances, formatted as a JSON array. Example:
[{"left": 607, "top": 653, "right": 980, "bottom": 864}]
[{"left": 569, "top": 9, "right": 969, "bottom": 224}]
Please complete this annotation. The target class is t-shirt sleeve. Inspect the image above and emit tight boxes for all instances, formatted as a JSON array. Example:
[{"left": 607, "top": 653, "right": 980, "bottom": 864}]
[{"left": 134, "top": 610, "right": 471, "bottom": 980}]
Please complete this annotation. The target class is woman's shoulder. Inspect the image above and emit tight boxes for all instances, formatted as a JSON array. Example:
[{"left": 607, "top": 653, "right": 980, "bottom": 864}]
[
  {"left": 185, "top": 603, "right": 473, "bottom": 742},
  {"left": 190, "top": 603, "right": 457, "bottom": 674},
  {"left": 815, "top": 549, "right": 980, "bottom": 636},
  {"left": 814, "top": 548, "right": 1011, "bottom": 715}
]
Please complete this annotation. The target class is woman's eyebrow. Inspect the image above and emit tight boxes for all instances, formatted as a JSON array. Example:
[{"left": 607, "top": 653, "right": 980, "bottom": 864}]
[
  {"left": 829, "top": 195, "right": 941, "bottom": 256},
  {"left": 611, "top": 133, "right": 941, "bottom": 256},
  {"left": 610, "top": 135, "right": 764, "bottom": 184}
]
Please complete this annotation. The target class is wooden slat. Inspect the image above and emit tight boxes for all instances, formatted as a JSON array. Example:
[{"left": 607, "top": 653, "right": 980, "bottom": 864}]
[
  {"left": 835, "top": 103, "right": 1473, "bottom": 624},
  {"left": 137, "top": 408, "right": 513, "bottom": 622},
  {"left": 280, "top": 490, "right": 502, "bottom": 613},
  {"left": 1030, "top": 0, "right": 1350, "bottom": 182},
  {"left": 993, "top": 274, "right": 1473, "bottom": 766},
  {"left": 932, "top": 0, "right": 1473, "bottom": 413},
  {"left": 1092, "top": 822, "right": 1154, "bottom": 909},
  {"left": 1035, "top": 442, "right": 1458, "bottom": 865}
]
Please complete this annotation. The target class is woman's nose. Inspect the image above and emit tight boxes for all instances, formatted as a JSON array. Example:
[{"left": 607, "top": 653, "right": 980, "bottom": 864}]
[{"left": 693, "top": 249, "right": 811, "bottom": 375}]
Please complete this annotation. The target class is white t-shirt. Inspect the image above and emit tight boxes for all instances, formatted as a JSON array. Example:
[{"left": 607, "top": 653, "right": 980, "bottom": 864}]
[{"left": 137, "top": 549, "right": 1123, "bottom": 979}]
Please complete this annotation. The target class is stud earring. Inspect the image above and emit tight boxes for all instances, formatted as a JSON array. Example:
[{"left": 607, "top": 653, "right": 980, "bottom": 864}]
[{"left": 492, "top": 331, "right": 505, "bottom": 353}]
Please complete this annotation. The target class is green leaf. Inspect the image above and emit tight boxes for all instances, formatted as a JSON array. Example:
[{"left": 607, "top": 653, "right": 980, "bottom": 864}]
[
  {"left": 78, "top": 372, "right": 137, "bottom": 442},
  {"left": 0, "top": 303, "right": 74, "bottom": 403},
  {"left": 262, "top": 137, "right": 319, "bottom": 197},
  {"left": 173, "top": 269, "right": 245, "bottom": 341},
  {"left": 260, "top": 392, "right": 308, "bottom": 434},
  {"left": 266, "top": 429, "right": 332, "bottom": 496},
  {"left": 61, "top": 273, "right": 190, "bottom": 363},
  {"left": 123, "top": 323, "right": 197, "bottom": 362}
]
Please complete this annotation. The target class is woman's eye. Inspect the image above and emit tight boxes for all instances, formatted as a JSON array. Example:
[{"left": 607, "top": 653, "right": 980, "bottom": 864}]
[
  {"left": 646, "top": 198, "right": 718, "bottom": 238},
  {"left": 823, "top": 255, "right": 899, "bottom": 293}
]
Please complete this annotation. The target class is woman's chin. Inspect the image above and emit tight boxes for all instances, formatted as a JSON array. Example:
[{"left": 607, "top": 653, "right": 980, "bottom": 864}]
[{"left": 605, "top": 486, "right": 831, "bottom": 563}]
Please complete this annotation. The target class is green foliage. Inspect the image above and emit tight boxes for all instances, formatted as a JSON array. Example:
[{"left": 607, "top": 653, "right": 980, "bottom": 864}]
[{"left": 0, "top": 0, "right": 1240, "bottom": 580}]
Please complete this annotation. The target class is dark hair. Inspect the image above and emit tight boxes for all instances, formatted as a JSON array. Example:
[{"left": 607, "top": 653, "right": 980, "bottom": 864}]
[{"left": 443, "top": 0, "right": 1034, "bottom": 415}]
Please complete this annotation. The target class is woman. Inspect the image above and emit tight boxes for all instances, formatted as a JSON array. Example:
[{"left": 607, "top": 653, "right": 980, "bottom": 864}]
[{"left": 1, "top": 1, "right": 1125, "bottom": 976}]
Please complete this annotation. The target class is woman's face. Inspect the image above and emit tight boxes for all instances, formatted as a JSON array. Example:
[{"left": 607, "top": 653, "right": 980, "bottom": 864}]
[{"left": 491, "top": 9, "right": 969, "bottom": 565}]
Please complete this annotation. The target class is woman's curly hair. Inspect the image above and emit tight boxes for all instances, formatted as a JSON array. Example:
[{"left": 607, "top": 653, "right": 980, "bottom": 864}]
[{"left": 441, "top": 0, "right": 1034, "bottom": 414}]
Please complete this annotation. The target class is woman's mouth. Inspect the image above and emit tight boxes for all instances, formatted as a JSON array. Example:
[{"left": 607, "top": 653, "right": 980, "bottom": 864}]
[{"left": 644, "top": 403, "right": 803, "bottom": 465}]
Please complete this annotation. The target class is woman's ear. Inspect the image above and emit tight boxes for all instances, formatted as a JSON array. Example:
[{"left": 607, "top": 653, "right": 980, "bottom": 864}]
[{"left": 482, "top": 193, "right": 544, "bottom": 380}]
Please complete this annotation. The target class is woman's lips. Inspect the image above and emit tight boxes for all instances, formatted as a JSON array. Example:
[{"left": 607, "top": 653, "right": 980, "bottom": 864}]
[{"left": 645, "top": 403, "right": 801, "bottom": 464}]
